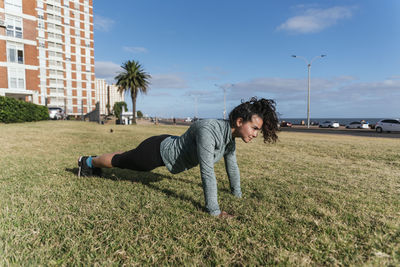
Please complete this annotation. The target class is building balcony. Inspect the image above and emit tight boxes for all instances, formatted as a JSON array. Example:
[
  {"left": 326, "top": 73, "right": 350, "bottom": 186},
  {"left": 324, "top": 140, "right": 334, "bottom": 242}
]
[
  {"left": 48, "top": 92, "right": 65, "bottom": 98},
  {"left": 47, "top": 65, "right": 64, "bottom": 71},
  {"left": 49, "top": 73, "right": 64, "bottom": 79}
]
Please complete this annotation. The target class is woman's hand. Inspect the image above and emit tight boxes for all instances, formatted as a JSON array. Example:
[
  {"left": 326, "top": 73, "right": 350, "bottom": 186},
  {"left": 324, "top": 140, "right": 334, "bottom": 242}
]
[{"left": 219, "top": 211, "right": 234, "bottom": 219}]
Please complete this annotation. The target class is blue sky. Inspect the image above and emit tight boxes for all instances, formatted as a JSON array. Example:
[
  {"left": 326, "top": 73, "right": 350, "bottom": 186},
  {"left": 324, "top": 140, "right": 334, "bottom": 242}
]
[{"left": 93, "top": 0, "right": 400, "bottom": 119}]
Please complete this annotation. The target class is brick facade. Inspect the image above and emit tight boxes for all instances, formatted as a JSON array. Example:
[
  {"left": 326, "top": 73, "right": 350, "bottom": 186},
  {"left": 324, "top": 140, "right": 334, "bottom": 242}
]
[
  {"left": 22, "top": 0, "right": 36, "bottom": 16},
  {"left": 1, "top": 0, "right": 95, "bottom": 115},
  {"left": 0, "top": 67, "right": 8, "bottom": 88},
  {"left": 0, "top": 40, "right": 6, "bottom": 61},
  {"left": 25, "top": 69, "right": 39, "bottom": 92},
  {"left": 24, "top": 44, "right": 38, "bottom": 66}
]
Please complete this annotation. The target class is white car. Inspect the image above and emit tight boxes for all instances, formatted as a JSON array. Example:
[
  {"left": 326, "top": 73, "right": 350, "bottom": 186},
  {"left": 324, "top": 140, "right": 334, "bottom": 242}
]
[
  {"left": 345, "top": 121, "right": 369, "bottom": 129},
  {"left": 48, "top": 107, "right": 65, "bottom": 120},
  {"left": 375, "top": 119, "right": 400, "bottom": 133},
  {"left": 319, "top": 121, "right": 340, "bottom": 128}
]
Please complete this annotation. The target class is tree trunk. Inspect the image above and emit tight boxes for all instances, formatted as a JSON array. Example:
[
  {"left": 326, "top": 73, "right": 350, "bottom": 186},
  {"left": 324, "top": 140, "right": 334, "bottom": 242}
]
[{"left": 131, "top": 94, "right": 137, "bottom": 124}]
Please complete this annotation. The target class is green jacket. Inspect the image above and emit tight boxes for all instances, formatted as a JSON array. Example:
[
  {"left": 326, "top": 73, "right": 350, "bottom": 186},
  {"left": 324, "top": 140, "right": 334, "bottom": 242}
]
[{"left": 160, "top": 119, "right": 241, "bottom": 216}]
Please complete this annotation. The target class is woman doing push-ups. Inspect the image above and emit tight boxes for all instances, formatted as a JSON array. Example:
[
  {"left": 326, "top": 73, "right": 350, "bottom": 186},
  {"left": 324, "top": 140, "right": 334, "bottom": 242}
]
[{"left": 78, "top": 97, "right": 279, "bottom": 217}]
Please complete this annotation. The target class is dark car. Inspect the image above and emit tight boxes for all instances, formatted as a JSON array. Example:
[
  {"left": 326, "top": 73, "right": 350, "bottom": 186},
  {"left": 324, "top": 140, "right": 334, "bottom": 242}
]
[{"left": 280, "top": 121, "right": 293, "bottom": 127}]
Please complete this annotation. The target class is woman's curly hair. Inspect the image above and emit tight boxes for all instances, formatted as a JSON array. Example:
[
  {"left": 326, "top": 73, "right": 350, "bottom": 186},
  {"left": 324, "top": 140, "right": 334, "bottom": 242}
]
[{"left": 229, "top": 97, "right": 279, "bottom": 143}]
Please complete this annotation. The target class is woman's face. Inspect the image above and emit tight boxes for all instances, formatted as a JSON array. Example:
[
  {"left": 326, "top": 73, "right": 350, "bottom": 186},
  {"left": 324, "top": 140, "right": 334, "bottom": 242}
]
[{"left": 233, "top": 115, "right": 263, "bottom": 143}]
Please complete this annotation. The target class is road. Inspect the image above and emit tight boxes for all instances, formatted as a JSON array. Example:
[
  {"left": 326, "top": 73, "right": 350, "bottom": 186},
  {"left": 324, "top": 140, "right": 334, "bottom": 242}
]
[
  {"left": 147, "top": 120, "right": 400, "bottom": 139},
  {"left": 281, "top": 126, "right": 400, "bottom": 139}
]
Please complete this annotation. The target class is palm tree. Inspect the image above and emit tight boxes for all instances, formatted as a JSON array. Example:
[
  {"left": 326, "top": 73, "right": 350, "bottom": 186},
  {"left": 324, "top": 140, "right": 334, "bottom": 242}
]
[{"left": 115, "top": 60, "right": 151, "bottom": 124}]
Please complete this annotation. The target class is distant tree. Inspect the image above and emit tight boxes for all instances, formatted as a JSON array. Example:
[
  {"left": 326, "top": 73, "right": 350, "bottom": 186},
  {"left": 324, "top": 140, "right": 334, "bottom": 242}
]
[
  {"left": 137, "top": 110, "right": 143, "bottom": 118},
  {"left": 113, "top": 101, "right": 127, "bottom": 123},
  {"left": 115, "top": 60, "right": 151, "bottom": 124}
]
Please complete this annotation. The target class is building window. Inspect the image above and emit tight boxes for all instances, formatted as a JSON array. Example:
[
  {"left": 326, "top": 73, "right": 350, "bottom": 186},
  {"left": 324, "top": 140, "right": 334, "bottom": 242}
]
[
  {"left": 48, "top": 51, "right": 63, "bottom": 59},
  {"left": 48, "top": 32, "right": 62, "bottom": 40},
  {"left": 49, "top": 60, "right": 63, "bottom": 68},
  {"left": 38, "top": 21, "right": 45, "bottom": 29},
  {"left": 38, "top": 39, "right": 46, "bottom": 48},
  {"left": 7, "top": 43, "right": 24, "bottom": 64},
  {"left": 49, "top": 79, "right": 64, "bottom": 87},
  {"left": 8, "top": 67, "right": 25, "bottom": 89},
  {"left": 5, "top": 0, "right": 22, "bottom": 13},
  {"left": 6, "top": 16, "right": 23, "bottom": 38}
]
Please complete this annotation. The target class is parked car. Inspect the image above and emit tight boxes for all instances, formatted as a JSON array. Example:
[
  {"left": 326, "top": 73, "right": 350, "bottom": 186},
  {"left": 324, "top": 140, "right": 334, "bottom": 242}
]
[
  {"left": 375, "top": 119, "right": 400, "bottom": 133},
  {"left": 319, "top": 121, "right": 340, "bottom": 128},
  {"left": 48, "top": 107, "right": 65, "bottom": 120},
  {"left": 345, "top": 121, "right": 369, "bottom": 129},
  {"left": 280, "top": 121, "right": 293, "bottom": 127}
]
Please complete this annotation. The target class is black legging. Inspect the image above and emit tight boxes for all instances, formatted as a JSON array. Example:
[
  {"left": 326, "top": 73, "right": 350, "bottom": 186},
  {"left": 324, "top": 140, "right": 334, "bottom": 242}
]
[{"left": 111, "top": 135, "right": 171, "bottom": 171}]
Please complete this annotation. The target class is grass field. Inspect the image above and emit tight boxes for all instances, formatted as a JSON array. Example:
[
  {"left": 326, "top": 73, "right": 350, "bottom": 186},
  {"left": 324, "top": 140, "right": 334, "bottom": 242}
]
[{"left": 0, "top": 121, "right": 399, "bottom": 265}]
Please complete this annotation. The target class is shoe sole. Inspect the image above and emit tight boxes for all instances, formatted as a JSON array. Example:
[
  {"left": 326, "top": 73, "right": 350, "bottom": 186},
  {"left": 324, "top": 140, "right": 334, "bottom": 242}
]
[{"left": 78, "top": 156, "right": 83, "bottom": 178}]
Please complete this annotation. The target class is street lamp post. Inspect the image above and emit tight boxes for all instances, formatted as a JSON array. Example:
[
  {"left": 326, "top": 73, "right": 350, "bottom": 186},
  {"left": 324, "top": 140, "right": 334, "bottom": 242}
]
[
  {"left": 215, "top": 84, "right": 233, "bottom": 120},
  {"left": 292, "top": 55, "right": 326, "bottom": 128},
  {"left": 194, "top": 95, "right": 198, "bottom": 119},
  {"left": 215, "top": 84, "right": 227, "bottom": 119},
  {"left": 223, "top": 87, "right": 226, "bottom": 120}
]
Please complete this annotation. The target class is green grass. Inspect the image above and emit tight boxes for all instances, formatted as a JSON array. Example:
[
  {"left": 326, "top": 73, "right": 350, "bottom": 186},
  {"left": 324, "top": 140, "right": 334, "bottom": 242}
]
[{"left": 0, "top": 121, "right": 399, "bottom": 265}]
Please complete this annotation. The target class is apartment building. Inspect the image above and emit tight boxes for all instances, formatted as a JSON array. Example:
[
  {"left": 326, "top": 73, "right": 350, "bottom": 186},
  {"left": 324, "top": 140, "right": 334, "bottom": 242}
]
[
  {"left": 0, "top": 0, "right": 95, "bottom": 115},
  {"left": 95, "top": 78, "right": 124, "bottom": 116}
]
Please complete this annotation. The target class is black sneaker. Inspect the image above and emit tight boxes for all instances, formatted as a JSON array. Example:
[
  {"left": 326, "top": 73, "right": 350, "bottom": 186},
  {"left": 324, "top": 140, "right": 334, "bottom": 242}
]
[
  {"left": 78, "top": 156, "right": 92, "bottom": 177},
  {"left": 78, "top": 156, "right": 102, "bottom": 177},
  {"left": 88, "top": 156, "right": 103, "bottom": 177}
]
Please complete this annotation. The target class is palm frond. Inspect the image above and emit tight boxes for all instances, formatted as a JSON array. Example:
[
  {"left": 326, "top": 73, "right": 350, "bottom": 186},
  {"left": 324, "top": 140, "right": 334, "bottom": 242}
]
[{"left": 114, "top": 60, "right": 151, "bottom": 123}]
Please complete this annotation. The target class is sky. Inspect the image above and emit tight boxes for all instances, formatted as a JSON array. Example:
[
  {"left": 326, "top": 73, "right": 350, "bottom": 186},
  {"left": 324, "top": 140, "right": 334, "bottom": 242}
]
[{"left": 93, "top": 0, "right": 400, "bottom": 119}]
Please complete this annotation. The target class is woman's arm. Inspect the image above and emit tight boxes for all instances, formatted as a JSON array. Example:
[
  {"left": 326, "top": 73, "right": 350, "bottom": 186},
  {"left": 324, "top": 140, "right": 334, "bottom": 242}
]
[
  {"left": 196, "top": 128, "right": 221, "bottom": 216},
  {"left": 224, "top": 145, "right": 242, "bottom": 198}
]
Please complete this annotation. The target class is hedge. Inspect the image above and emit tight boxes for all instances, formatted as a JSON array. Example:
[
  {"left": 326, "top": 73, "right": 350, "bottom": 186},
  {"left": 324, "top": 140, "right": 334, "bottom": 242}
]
[{"left": 0, "top": 96, "right": 49, "bottom": 123}]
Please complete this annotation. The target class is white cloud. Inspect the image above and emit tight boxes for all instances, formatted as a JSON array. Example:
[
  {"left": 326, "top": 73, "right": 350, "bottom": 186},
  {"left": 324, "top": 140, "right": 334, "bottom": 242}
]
[
  {"left": 277, "top": 6, "right": 354, "bottom": 34},
  {"left": 150, "top": 74, "right": 187, "bottom": 89},
  {"left": 204, "top": 66, "right": 229, "bottom": 76},
  {"left": 94, "top": 15, "right": 115, "bottom": 32},
  {"left": 94, "top": 64, "right": 187, "bottom": 89},
  {"left": 201, "top": 66, "right": 229, "bottom": 81},
  {"left": 339, "top": 79, "right": 400, "bottom": 96},
  {"left": 123, "top": 46, "right": 148, "bottom": 53},
  {"left": 225, "top": 77, "right": 349, "bottom": 100},
  {"left": 95, "top": 61, "right": 122, "bottom": 83},
  {"left": 184, "top": 90, "right": 214, "bottom": 97},
  {"left": 219, "top": 76, "right": 400, "bottom": 117}
]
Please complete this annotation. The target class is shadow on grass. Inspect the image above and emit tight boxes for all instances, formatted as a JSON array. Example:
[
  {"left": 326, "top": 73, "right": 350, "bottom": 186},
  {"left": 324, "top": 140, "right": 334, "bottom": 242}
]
[{"left": 66, "top": 167, "right": 205, "bottom": 212}]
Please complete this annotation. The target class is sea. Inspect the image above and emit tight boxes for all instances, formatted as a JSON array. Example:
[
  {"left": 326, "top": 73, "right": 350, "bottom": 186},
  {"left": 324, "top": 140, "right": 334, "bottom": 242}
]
[{"left": 280, "top": 118, "right": 386, "bottom": 126}]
